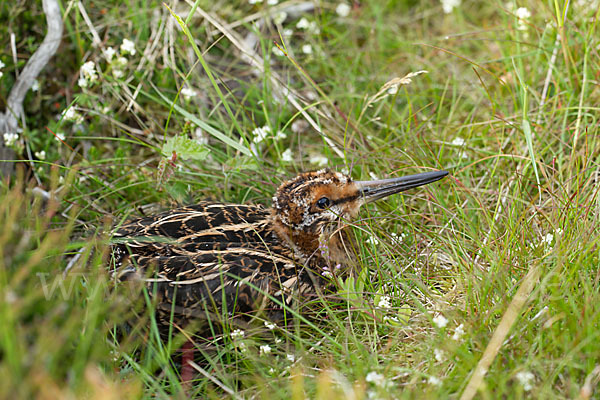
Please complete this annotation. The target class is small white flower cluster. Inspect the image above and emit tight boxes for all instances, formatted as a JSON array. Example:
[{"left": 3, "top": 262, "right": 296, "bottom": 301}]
[
  {"left": 34, "top": 150, "right": 46, "bottom": 160},
  {"left": 3, "top": 133, "right": 19, "bottom": 147},
  {"left": 230, "top": 329, "right": 247, "bottom": 352},
  {"left": 55, "top": 132, "right": 66, "bottom": 142},
  {"left": 365, "top": 371, "right": 386, "bottom": 386},
  {"left": 61, "top": 107, "right": 84, "bottom": 124},
  {"left": 78, "top": 61, "right": 98, "bottom": 88},
  {"left": 377, "top": 295, "right": 391, "bottom": 309},
  {"left": 441, "top": 0, "right": 461, "bottom": 14},
  {"left": 249, "top": 0, "right": 279, "bottom": 4},
  {"left": 259, "top": 344, "right": 272, "bottom": 355},
  {"left": 515, "top": 370, "right": 535, "bottom": 391},
  {"left": 451, "top": 137, "right": 465, "bottom": 146},
  {"left": 366, "top": 235, "right": 380, "bottom": 246},
  {"left": 0, "top": 59, "right": 5, "bottom": 79},
  {"left": 231, "top": 329, "right": 245, "bottom": 340},
  {"left": 432, "top": 314, "right": 449, "bottom": 328},
  {"left": 251, "top": 125, "right": 286, "bottom": 144},
  {"left": 540, "top": 228, "right": 562, "bottom": 249},
  {"left": 180, "top": 86, "right": 197, "bottom": 100},
  {"left": 428, "top": 376, "right": 442, "bottom": 386},
  {"left": 264, "top": 321, "right": 277, "bottom": 330},
  {"left": 452, "top": 323, "right": 465, "bottom": 340},
  {"left": 336, "top": 3, "right": 351, "bottom": 17},
  {"left": 281, "top": 148, "right": 293, "bottom": 162},
  {"left": 100, "top": 38, "right": 137, "bottom": 80},
  {"left": 390, "top": 232, "right": 407, "bottom": 244},
  {"left": 434, "top": 348, "right": 445, "bottom": 362},
  {"left": 296, "top": 17, "right": 320, "bottom": 34},
  {"left": 309, "top": 154, "right": 328, "bottom": 167},
  {"left": 515, "top": 7, "right": 531, "bottom": 31}
]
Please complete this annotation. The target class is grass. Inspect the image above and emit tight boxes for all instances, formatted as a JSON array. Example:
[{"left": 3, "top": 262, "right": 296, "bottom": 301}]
[{"left": 1, "top": 0, "right": 599, "bottom": 398}]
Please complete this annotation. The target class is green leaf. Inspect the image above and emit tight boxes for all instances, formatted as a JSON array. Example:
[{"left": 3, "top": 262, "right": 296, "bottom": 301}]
[{"left": 161, "top": 135, "right": 209, "bottom": 161}]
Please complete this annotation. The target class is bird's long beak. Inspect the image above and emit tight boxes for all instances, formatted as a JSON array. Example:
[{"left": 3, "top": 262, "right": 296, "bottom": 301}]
[{"left": 356, "top": 170, "right": 448, "bottom": 204}]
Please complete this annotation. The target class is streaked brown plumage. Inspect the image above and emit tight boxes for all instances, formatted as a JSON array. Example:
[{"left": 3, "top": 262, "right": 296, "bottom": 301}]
[{"left": 111, "top": 168, "right": 447, "bottom": 333}]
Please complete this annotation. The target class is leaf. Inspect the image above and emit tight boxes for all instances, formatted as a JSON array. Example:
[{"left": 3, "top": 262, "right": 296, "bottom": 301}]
[{"left": 161, "top": 135, "right": 209, "bottom": 161}]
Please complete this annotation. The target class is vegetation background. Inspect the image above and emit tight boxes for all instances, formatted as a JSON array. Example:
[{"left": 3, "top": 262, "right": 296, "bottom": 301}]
[{"left": 1, "top": 0, "right": 599, "bottom": 398}]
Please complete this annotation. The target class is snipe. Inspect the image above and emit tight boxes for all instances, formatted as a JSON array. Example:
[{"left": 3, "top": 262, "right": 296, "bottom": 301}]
[{"left": 111, "top": 168, "right": 447, "bottom": 332}]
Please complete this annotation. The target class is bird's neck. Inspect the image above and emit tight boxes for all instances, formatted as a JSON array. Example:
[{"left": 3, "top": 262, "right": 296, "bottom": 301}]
[{"left": 270, "top": 213, "right": 354, "bottom": 268}]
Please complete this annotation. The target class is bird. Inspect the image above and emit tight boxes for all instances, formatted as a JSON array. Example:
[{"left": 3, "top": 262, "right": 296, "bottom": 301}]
[{"left": 111, "top": 168, "right": 448, "bottom": 336}]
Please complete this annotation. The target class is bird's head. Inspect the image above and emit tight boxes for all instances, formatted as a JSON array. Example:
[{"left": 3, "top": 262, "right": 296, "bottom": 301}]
[{"left": 272, "top": 168, "right": 448, "bottom": 242}]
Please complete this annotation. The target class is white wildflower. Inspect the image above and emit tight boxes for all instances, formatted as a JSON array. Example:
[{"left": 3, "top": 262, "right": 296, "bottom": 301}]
[
  {"left": 391, "top": 232, "right": 406, "bottom": 244},
  {"left": 366, "top": 236, "right": 380, "bottom": 246},
  {"left": 273, "top": 11, "right": 287, "bottom": 25},
  {"left": 434, "top": 348, "right": 445, "bottom": 362},
  {"left": 428, "top": 376, "right": 442, "bottom": 386},
  {"left": 302, "top": 44, "right": 313, "bottom": 54},
  {"left": 114, "top": 56, "right": 128, "bottom": 68},
  {"left": 31, "top": 80, "right": 40, "bottom": 92},
  {"left": 252, "top": 125, "right": 271, "bottom": 143},
  {"left": 275, "top": 130, "right": 286, "bottom": 140},
  {"left": 310, "top": 155, "right": 328, "bottom": 167},
  {"left": 441, "top": 0, "right": 461, "bottom": 13},
  {"left": 0, "top": 60, "right": 5, "bottom": 69},
  {"left": 515, "top": 7, "right": 531, "bottom": 31},
  {"left": 515, "top": 371, "right": 535, "bottom": 391},
  {"left": 267, "top": 0, "right": 278, "bottom": 4},
  {"left": 369, "top": 172, "right": 379, "bottom": 180},
  {"left": 383, "top": 315, "right": 399, "bottom": 323},
  {"left": 296, "top": 17, "right": 310, "bottom": 29},
  {"left": 272, "top": 46, "right": 285, "bottom": 57},
  {"left": 264, "top": 321, "right": 277, "bottom": 330},
  {"left": 296, "top": 17, "right": 320, "bottom": 34},
  {"left": 365, "top": 372, "right": 385, "bottom": 386},
  {"left": 231, "top": 329, "right": 245, "bottom": 340},
  {"left": 282, "top": 28, "right": 293, "bottom": 37},
  {"left": 103, "top": 46, "right": 116, "bottom": 60},
  {"left": 452, "top": 323, "right": 465, "bottom": 341},
  {"left": 432, "top": 314, "right": 449, "bottom": 328},
  {"left": 34, "top": 150, "right": 46, "bottom": 160},
  {"left": 286, "top": 354, "right": 295, "bottom": 362},
  {"left": 274, "top": 337, "right": 282, "bottom": 344},
  {"left": 55, "top": 132, "right": 66, "bottom": 142},
  {"left": 540, "top": 233, "right": 554, "bottom": 246},
  {"left": 336, "top": 3, "right": 351, "bottom": 17},
  {"left": 237, "top": 342, "right": 247, "bottom": 352},
  {"left": 62, "top": 107, "right": 84, "bottom": 123},
  {"left": 0, "top": 71, "right": 3, "bottom": 79},
  {"left": 3, "top": 133, "right": 18, "bottom": 147},
  {"left": 259, "top": 344, "right": 272, "bottom": 355},
  {"left": 451, "top": 137, "right": 465, "bottom": 146},
  {"left": 377, "top": 295, "right": 391, "bottom": 309},
  {"left": 79, "top": 61, "right": 98, "bottom": 87},
  {"left": 248, "top": 0, "right": 262, "bottom": 4},
  {"left": 112, "top": 69, "right": 124, "bottom": 79},
  {"left": 555, "top": 227, "right": 563, "bottom": 236},
  {"left": 120, "top": 38, "right": 136, "bottom": 55},
  {"left": 281, "top": 148, "right": 293, "bottom": 162},
  {"left": 180, "top": 87, "right": 197, "bottom": 99}
]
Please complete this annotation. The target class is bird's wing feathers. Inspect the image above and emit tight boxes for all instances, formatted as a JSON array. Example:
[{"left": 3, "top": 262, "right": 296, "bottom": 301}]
[{"left": 111, "top": 202, "right": 313, "bottom": 318}]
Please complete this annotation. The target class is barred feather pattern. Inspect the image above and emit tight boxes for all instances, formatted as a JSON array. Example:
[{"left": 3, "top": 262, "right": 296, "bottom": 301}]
[{"left": 111, "top": 202, "right": 333, "bottom": 329}]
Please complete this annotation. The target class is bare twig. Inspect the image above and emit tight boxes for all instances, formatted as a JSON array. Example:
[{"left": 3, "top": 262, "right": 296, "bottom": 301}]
[{"left": 0, "top": 0, "right": 63, "bottom": 176}]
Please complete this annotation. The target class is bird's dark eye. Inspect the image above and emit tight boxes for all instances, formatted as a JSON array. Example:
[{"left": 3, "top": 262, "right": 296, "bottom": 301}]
[{"left": 316, "top": 197, "right": 331, "bottom": 209}]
